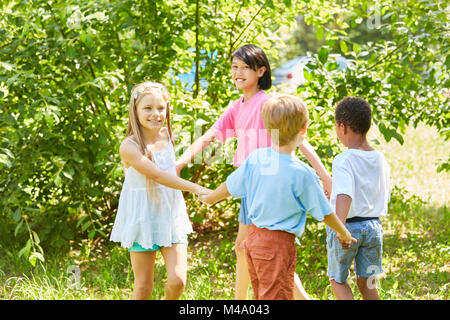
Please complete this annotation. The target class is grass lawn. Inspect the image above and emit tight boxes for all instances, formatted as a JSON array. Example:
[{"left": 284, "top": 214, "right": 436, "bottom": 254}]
[{"left": 0, "top": 124, "right": 448, "bottom": 300}]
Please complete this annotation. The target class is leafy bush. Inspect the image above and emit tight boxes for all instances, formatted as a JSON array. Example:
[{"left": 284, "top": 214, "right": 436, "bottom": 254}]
[
  {"left": 0, "top": 0, "right": 301, "bottom": 261},
  {"left": 0, "top": 0, "right": 447, "bottom": 265}
]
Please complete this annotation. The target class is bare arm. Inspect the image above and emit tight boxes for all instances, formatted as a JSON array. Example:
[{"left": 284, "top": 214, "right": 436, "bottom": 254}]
[
  {"left": 176, "top": 128, "right": 218, "bottom": 176},
  {"left": 121, "top": 140, "right": 210, "bottom": 195},
  {"left": 298, "top": 140, "right": 332, "bottom": 199},
  {"left": 323, "top": 213, "right": 356, "bottom": 248},
  {"left": 323, "top": 213, "right": 350, "bottom": 238},
  {"left": 333, "top": 194, "right": 354, "bottom": 249},
  {"left": 335, "top": 194, "right": 352, "bottom": 224},
  {"left": 198, "top": 182, "right": 231, "bottom": 205}
]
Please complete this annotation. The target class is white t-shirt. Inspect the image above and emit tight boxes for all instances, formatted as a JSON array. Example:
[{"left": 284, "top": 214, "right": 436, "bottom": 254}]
[{"left": 330, "top": 149, "right": 390, "bottom": 219}]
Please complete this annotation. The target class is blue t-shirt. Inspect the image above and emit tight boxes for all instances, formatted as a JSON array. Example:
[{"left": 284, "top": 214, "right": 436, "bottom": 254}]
[{"left": 226, "top": 147, "right": 333, "bottom": 237}]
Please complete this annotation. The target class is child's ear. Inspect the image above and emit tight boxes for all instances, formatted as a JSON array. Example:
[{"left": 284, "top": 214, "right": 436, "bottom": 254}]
[
  {"left": 257, "top": 66, "right": 266, "bottom": 77},
  {"left": 342, "top": 124, "right": 348, "bottom": 135},
  {"left": 300, "top": 123, "right": 308, "bottom": 135},
  {"left": 336, "top": 122, "right": 347, "bottom": 134}
]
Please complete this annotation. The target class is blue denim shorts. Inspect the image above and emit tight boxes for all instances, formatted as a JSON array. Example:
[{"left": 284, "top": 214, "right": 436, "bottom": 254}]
[
  {"left": 238, "top": 197, "right": 252, "bottom": 226},
  {"left": 326, "top": 219, "right": 383, "bottom": 283}
]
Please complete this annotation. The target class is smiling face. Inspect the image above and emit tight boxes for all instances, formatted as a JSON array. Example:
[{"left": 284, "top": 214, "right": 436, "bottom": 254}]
[
  {"left": 135, "top": 92, "right": 167, "bottom": 131},
  {"left": 231, "top": 57, "right": 266, "bottom": 91}
]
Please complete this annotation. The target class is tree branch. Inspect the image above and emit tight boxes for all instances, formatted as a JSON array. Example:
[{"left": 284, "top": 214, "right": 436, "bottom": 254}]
[
  {"left": 367, "top": 41, "right": 407, "bottom": 71},
  {"left": 231, "top": 5, "right": 264, "bottom": 51},
  {"left": 228, "top": 1, "right": 245, "bottom": 59},
  {"left": 87, "top": 60, "right": 111, "bottom": 118},
  {"left": 194, "top": 0, "right": 200, "bottom": 98}
]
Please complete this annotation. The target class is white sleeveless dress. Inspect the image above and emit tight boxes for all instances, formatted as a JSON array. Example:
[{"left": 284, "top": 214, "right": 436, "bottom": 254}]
[{"left": 110, "top": 135, "right": 193, "bottom": 249}]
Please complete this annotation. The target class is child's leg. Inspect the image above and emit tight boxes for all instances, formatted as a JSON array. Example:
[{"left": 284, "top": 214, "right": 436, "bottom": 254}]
[
  {"left": 293, "top": 273, "right": 310, "bottom": 300},
  {"left": 354, "top": 219, "right": 383, "bottom": 300},
  {"left": 130, "top": 251, "right": 157, "bottom": 300},
  {"left": 238, "top": 225, "right": 309, "bottom": 300},
  {"left": 356, "top": 276, "right": 380, "bottom": 300},
  {"left": 234, "top": 222, "right": 251, "bottom": 299},
  {"left": 330, "top": 279, "right": 354, "bottom": 300},
  {"left": 245, "top": 226, "right": 296, "bottom": 300},
  {"left": 244, "top": 244, "right": 260, "bottom": 299},
  {"left": 160, "top": 243, "right": 188, "bottom": 300},
  {"left": 326, "top": 224, "right": 360, "bottom": 300}
]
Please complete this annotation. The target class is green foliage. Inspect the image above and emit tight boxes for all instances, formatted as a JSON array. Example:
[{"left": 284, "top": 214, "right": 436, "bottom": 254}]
[
  {"left": 0, "top": 0, "right": 302, "bottom": 262},
  {"left": 1, "top": 187, "right": 448, "bottom": 300},
  {"left": 298, "top": 0, "right": 449, "bottom": 145},
  {"left": 278, "top": 0, "right": 448, "bottom": 174},
  {"left": 0, "top": 0, "right": 448, "bottom": 266}
]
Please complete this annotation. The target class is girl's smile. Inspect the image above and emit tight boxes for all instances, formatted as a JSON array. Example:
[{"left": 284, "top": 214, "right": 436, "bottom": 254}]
[
  {"left": 136, "top": 93, "right": 167, "bottom": 130},
  {"left": 231, "top": 57, "right": 266, "bottom": 93},
  {"left": 232, "top": 58, "right": 255, "bottom": 88}
]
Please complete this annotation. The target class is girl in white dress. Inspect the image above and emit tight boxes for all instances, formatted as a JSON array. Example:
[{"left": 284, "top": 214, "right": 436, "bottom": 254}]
[{"left": 110, "top": 81, "right": 210, "bottom": 300}]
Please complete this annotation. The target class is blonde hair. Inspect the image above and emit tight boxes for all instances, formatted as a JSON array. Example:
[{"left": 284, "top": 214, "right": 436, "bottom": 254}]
[
  {"left": 261, "top": 94, "right": 308, "bottom": 146},
  {"left": 125, "top": 81, "right": 175, "bottom": 202}
]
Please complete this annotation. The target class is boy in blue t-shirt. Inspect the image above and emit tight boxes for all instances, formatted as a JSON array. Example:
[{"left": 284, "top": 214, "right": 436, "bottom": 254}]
[
  {"left": 200, "top": 94, "right": 356, "bottom": 300},
  {"left": 327, "top": 97, "right": 390, "bottom": 300}
]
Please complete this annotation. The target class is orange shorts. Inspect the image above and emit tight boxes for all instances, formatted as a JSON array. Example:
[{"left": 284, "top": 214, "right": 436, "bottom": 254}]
[{"left": 245, "top": 224, "right": 297, "bottom": 300}]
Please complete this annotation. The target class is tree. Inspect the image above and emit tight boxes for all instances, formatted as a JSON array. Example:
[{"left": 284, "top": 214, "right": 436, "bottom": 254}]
[
  {"left": 290, "top": 0, "right": 448, "bottom": 168},
  {"left": 0, "top": 0, "right": 447, "bottom": 265},
  {"left": 0, "top": 0, "right": 302, "bottom": 263}
]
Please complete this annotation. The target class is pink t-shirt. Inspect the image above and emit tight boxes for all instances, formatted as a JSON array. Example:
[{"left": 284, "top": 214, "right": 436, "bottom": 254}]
[{"left": 212, "top": 90, "right": 272, "bottom": 167}]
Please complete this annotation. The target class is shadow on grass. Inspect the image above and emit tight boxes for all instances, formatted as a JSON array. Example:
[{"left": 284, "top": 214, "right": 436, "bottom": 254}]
[{"left": 1, "top": 187, "right": 447, "bottom": 300}]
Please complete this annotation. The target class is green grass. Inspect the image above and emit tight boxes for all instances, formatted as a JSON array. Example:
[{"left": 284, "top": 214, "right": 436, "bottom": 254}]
[
  {"left": 368, "top": 123, "right": 449, "bottom": 206},
  {"left": 1, "top": 193, "right": 447, "bottom": 300},
  {"left": 1, "top": 124, "right": 448, "bottom": 300}
]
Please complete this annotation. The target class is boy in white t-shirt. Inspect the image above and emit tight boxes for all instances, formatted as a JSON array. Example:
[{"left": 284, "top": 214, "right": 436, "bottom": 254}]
[{"left": 327, "top": 97, "right": 391, "bottom": 300}]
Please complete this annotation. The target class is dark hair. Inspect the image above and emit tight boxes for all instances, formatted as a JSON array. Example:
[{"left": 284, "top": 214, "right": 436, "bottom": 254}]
[
  {"left": 335, "top": 97, "right": 372, "bottom": 135},
  {"left": 231, "top": 44, "right": 272, "bottom": 90}
]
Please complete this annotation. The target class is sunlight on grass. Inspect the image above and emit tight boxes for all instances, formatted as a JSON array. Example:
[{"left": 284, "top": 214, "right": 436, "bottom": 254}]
[
  {"left": 368, "top": 123, "right": 449, "bottom": 206},
  {"left": 0, "top": 124, "right": 448, "bottom": 300}
]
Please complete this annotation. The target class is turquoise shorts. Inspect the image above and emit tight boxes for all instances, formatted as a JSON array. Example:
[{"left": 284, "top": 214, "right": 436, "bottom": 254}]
[
  {"left": 128, "top": 240, "right": 187, "bottom": 252},
  {"left": 128, "top": 242, "right": 160, "bottom": 252}
]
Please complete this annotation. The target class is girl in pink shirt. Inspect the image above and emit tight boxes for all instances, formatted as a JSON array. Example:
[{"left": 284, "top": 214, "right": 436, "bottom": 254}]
[{"left": 176, "top": 44, "right": 331, "bottom": 300}]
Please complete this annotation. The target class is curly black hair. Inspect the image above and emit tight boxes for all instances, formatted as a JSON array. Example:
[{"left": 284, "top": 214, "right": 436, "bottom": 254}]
[{"left": 335, "top": 97, "right": 372, "bottom": 135}]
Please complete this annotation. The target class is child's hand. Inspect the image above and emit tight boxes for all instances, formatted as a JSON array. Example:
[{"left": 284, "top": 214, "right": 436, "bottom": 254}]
[
  {"left": 195, "top": 186, "right": 212, "bottom": 196},
  {"left": 323, "top": 187, "right": 330, "bottom": 200},
  {"left": 198, "top": 182, "right": 230, "bottom": 206},
  {"left": 336, "top": 231, "right": 357, "bottom": 250},
  {"left": 198, "top": 193, "right": 210, "bottom": 205},
  {"left": 198, "top": 190, "right": 215, "bottom": 205}
]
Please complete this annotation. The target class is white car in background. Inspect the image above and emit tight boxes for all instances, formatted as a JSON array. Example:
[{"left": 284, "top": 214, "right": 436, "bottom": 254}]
[{"left": 273, "top": 54, "right": 349, "bottom": 91}]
